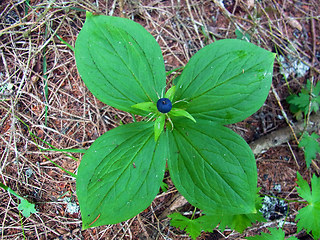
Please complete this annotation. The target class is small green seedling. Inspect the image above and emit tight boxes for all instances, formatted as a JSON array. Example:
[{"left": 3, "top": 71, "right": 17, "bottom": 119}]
[
  {"left": 75, "top": 12, "right": 275, "bottom": 231},
  {"left": 286, "top": 80, "right": 320, "bottom": 120},
  {"left": 287, "top": 80, "right": 320, "bottom": 168},
  {"left": 0, "top": 182, "right": 37, "bottom": 218}
]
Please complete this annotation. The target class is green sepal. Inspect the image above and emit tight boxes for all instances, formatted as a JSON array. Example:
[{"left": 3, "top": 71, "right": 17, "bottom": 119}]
[
  {"left": 169, "top": 108, "right": 196, "bottom": 123},
  {"left": 154, "top": 114, "right": 165, "bottom": 141},
  {"left": 132, "top": 102, "right": 157, "bottom": 113},
  {"left": 165, "top": 85, "right": 176, "bottom": 102}
]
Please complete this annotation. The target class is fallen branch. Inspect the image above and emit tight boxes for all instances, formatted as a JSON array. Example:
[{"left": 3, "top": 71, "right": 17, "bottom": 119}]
[{"left": 250, "top": 112, "right": 320, "bottom": 155}]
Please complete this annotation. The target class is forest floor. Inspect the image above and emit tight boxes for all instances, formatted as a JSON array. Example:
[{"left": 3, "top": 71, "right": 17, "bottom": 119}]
[{"left": 0, "top": 0, "right": 319, "bottom": 239}]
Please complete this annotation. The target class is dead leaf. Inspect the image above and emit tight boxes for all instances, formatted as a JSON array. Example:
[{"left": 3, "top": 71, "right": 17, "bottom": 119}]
[
  {"left": 169, "top": 195, "right": 188, "bottom": 211},
  {"left": 287, "top": 17, "right": 302, "bottom": 31},
  {"left": 247, "top": 0, "right": 255, "bottom": 9}
]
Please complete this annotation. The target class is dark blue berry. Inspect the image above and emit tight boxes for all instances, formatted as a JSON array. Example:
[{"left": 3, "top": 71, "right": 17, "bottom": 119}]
[{"left": 157, "top": 98, "right": 172, "bottom": 113}]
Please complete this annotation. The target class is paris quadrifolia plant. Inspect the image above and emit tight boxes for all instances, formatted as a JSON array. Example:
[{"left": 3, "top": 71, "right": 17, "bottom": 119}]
[{"left": 75, "top": 12, "right": 275, "bottom": 231}]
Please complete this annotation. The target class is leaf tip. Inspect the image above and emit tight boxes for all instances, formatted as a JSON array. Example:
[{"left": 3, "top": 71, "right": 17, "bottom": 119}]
[{"left": 86, "top": 11, "right": 93, "bottom": 18}]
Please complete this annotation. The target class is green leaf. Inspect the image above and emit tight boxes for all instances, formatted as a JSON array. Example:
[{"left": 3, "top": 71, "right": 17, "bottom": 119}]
[
  {"left": 287, "top": 237, "right": 299, "bottom": 240},
  {"left": 287, "top": 80, "right": 320, "bottom": 117},
  {"left": 18, "top": 199, "right": 37, "bottom": 218},
  {"left": 167, "top": 119, "right": 258, "bottom": 216},
  {"left": 235, "top": 29, "right": 251, "bottom": 41},
  {"left": 174, "top": 39, "right": 275, "bottom": 124},
  {"left": 298, "top": 132, "right": 320, "bottom": 168},
  {"left": 160, "top": 181, "right": 168, "bottom": 192},
  {"left": 0, "top": 182, "right": 37, "bottom": 218},
  {"left": 169, "top": 213, "right": 204, "bottom": 240},
  {"left": 132, "top": 102, "right": 157, "bottom": 113},
  {"left": 203, "top": 194, "right": 265, "bottom": 233},
  {"left": 165, "top": 85, "right": 176, "bottom": 101},
  {"left": 296, "top": 172, "right": 320, "bottom": 240},
  {"left": 75, "top": 13, "right": 165, "bottom": 114},
  {"left": 314, "top": 80, "right": 320, "bottom": 96},
  {"left": 287, "top": 91, "right": 309, "bottom": 113},
  {"left": 40, "top": 148, "right": 87, "bottom": 153},
  {"left": 76, "top": 122, "right": 167, "bottom": 229},
  {"left": 310, "top": 82, "right": 320, "bottom": 113},
  {"left": 169, "top": 210, "right": 264, "bottom": 240},
  {"left": 169, "top": 195, "right": 264, "bottom": 239},
  {"left": 169, "top": 213, "right": 219, "bottom": 240},
  {"left": 166, "top": 66, "right": 184, "bottom": 77},
  {"left": 154, "top": 114, "right": 165, "bottom": 141},
  {"left": 290, "top": 92, "right": 309, "bottom": 110},
  {"left": 169, "top": 108, "right": 196, "bottom": 123},
  {"left": 286, "top": 94, "right": 304, "bottom": 120},
  {"left": 246, "top": 227, "right": 298, "bottom": 240},
  {"left": 216, "top": 212, "right": 264, "bottom": 233}
]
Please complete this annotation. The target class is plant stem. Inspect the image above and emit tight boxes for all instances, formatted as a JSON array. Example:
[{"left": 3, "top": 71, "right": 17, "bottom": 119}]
[
  {"left": 43, "top": 155, "right": 76, "bottom": 178},
  {"left": 43, "top": 23, "right": 49, "bottom": 126},
  {"left": 0, "top": 182, "right": 24, "bottom": 201},
  {"left": 166, "top": 66, "right": 184, "bottom": 77},
  {"left": 191, "top": 208, "right": 197, "bottom": 220},
  {"left": 55, "top": 34, "right": 75, "bottom": 51},
  {"left": 16, "top": 114, "right": 80, "bottom": 161},
  {"left": 19, "top": 211, "right": 27, "bottom": 240},
  {"left": 261, "top": 193, "right": 307, "bottom": 204},
  {"left": 1, "top": 106, "right": 79, "bottom": 176},
  {"left": 131, "top": 113, "right": 136, "bottom": 122}
]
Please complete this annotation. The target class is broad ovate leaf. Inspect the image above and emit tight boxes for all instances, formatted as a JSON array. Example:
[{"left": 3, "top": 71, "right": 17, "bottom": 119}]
[
  {"left": 77, "top": 122, "right": 167, "bottom": 229},
  {"left": 167, "top": 119, "right": 257, "bottom": 215},
  {"left": 174, "top": 39, "right": 275, "bottom": 124},
  {"left": 75, "top": 13, "right": 165, "bottom": 114}
]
